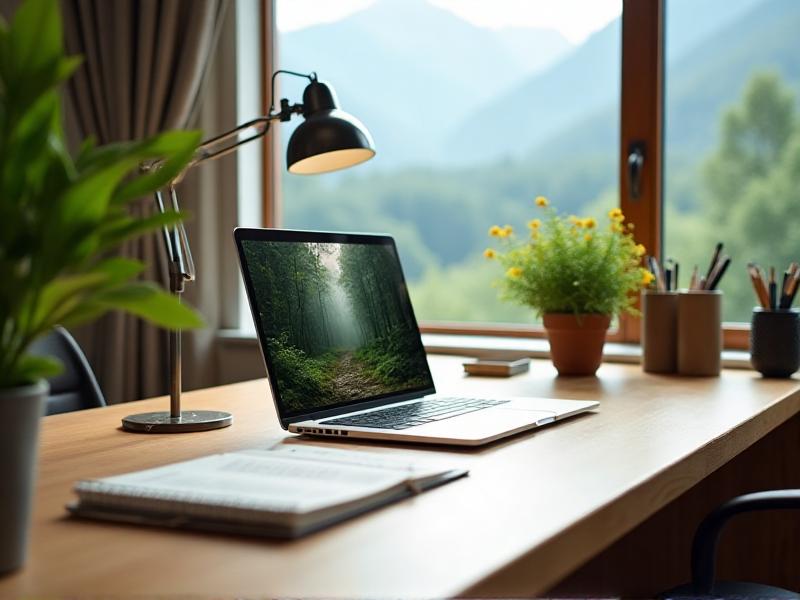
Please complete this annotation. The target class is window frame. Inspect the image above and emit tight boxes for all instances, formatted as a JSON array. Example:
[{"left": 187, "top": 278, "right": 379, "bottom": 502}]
[{"left": 260, "top": 0, "right": 748, "bottom": 350}]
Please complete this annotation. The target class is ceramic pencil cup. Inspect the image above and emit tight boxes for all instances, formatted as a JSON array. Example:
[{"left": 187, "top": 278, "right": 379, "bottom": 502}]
[
  {"left": 641, "top": 290, "right": 678, "bottom": 374},
  {"left": 677, "top": 290, "right": 722, "bottom": 376},
  {"left": 750, "top": 308, "right": 800, "bottom": 378}
]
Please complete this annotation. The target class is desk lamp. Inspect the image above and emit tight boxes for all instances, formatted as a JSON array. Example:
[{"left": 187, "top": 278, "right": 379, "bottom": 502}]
[{"left": 122, "top": 70, "right": 376, "bottom": 433}]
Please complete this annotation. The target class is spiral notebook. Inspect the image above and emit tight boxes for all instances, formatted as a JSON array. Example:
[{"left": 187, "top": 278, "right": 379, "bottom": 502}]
[{"left": 67, "top": 442, "right": 467, "bottom": 538}]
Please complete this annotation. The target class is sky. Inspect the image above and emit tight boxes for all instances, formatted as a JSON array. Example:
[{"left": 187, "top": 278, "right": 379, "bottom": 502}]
[{"left": 277, "top": 0, "right": 622, "bottom": 44}]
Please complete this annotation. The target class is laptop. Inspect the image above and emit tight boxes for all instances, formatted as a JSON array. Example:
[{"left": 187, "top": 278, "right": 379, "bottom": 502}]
[{"left": 234, "top": 228, "right": 598, "bottom": 446}]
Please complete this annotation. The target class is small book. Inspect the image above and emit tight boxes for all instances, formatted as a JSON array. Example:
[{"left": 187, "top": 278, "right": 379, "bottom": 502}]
[{"left": 67, "top": 442, "right": 468, "bottom": 538}]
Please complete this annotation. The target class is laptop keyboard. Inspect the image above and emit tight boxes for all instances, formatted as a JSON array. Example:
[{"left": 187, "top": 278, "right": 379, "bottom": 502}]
[{"left": 320, "top": 397, "right": 509, "bottom": 430}]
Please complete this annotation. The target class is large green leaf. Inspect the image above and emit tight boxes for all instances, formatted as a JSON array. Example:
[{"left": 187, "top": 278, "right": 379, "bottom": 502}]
[
  {"left": 8, "top": 353, "right": 63, "bottom": 387},
  {"left": 9, "top": 0, "right": 61, "bottom": 75},
  {"left": 96, "top": 210, "right": 185, "bottom": 251},
  {"left": 114, "top": 130, "right": 202, "bottom": 203},
  {"left": 94, "top": 282, "right": 205, "bottom": 330},
  {"left": 59, "top": 159, "right": 138, "bottom": 224}
]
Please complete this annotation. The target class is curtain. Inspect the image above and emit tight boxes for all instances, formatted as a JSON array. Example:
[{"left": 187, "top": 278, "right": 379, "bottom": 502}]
[{"left": 62, "top": 0, "right": 229, "bottom": 404}]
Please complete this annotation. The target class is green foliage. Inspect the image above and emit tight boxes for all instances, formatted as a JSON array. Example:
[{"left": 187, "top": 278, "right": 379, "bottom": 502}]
[
  {"left": 0, "top": 0, "right": 203, "bottom": 388},
  {"left": 355, "top": 327, "right": 431, "bottom": 388},
  {"left": 666, "top": 71, "right": 800, "bottom": 322},
  {"left": 487, "top": 202, "right": 649, "bottom": 317},
  {"left": 267, "top": 333, "right": 336, "bottom": 411}
]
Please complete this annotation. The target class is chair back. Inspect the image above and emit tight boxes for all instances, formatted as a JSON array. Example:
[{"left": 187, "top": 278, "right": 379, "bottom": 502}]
[{"left": 30, "top": 327, "right": 106, "bottom": 415}]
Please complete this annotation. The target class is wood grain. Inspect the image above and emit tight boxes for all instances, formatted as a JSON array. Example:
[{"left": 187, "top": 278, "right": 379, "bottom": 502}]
[{"left": 1, "top": 356, "right": 798, "bottom": 597}]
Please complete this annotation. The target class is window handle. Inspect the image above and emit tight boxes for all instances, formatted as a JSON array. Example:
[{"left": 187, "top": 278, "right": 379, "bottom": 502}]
[{"left": 627, "top": 142, "right": 645, "bottom": 201}]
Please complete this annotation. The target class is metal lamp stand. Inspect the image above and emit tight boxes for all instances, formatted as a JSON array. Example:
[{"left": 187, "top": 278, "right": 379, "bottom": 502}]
[
  {"left": 120, "top": 69, "right": 370, "bottom": 433},
  {"left": 122, "top": 186, "right": 233, "bottom": 433}
]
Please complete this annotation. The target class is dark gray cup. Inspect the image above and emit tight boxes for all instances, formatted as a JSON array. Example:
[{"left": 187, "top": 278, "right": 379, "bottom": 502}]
[{"left": 750, "top": 308, "right": 800, "bottom": 378}]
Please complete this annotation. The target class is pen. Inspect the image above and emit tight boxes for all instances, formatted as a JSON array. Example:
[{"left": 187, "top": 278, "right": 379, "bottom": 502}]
[
  {"left": 787, "top": 268, "right": 800, "bottom": 308},
  {"left": 780, "top": 267, "right": 792, "bottom": 309},
  {"left": 707, "top": 256, "right": 730, "bottom": 291},
  {"left": 673, "top": 261, "right": 679, "bottom": 291},
  {"left": 705, "top": 242, "right": 723, "bottom": 282},
  {"left": 648, "top": 256, "right": 666, "bottom": 292},
  {"left": 769, "top": 266, "right": 777, "bottom": 311},
  {"left": 689, "top": 265, "right": 698, "bottom": 291}
]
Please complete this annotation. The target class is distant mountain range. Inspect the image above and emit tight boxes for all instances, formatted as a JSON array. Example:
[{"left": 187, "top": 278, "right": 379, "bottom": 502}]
[
  {"left": 279, "top": 0, "right": 798, "bottom": 171},
  {"left": 279, "top": 0, "right": 571, "bottom": 167}
]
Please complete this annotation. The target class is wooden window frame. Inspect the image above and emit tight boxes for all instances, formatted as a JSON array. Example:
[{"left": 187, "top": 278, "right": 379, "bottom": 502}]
[{"left": 260, "top": 0, "right": 748, "bottom": 349}]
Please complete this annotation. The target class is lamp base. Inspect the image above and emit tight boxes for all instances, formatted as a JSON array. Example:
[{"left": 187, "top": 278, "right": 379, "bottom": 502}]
[{"left": 121, "top": 410, "right": 232, "bottom": 433}]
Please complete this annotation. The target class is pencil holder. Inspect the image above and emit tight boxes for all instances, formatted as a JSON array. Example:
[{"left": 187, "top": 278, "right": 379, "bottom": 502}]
[
  {"left": 641, "top": 290, "right": 678, "bottom": 374},
  {"left": 750, "top": 308, "right": 800, "bottom": 378},
  {"left": 677, "top": 290, "right": 722, "bottom": 376}
]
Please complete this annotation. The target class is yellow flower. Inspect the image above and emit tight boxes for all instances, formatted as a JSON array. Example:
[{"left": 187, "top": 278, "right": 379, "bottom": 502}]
[
  {"left": 641, "top": 269, "right": 655, "bottom": 286},
  {"left": 488, "top": 225, "right": 502, "bottom": 237},
  {"left": 582, "top": 217, "right": 597, "bottom": 229},
  {"left": 535, "top": 195, "right": 549, "bottom": 207},
  {"left": 584, "top": 233, "right": 593, "bottom": 242},
  {"left": 496, "top": 224, "right": 513, "bottom": 238},
  {"left": 483, "top": 248, "right": 496, "bottom": 259},
  {"left": 527, "top": 218, "right": 541, "bottom": 229},
  {"left": 506, "top": 267, "right": 523, "bottom": 278},
  {"left": 634, "top": 243, "right": 646, "bottom": 257},
  {"left": 610, "top": 222, "right": 623, "bottom": 233},
  {"left": 627, "top": 222, "right": 635, "bottom": 230},
  {"left": 608, "top": 207, "right": 623, "bottom": 220},
  {"left": 568, "top": 215, "right": 580, "bottom": 225}
]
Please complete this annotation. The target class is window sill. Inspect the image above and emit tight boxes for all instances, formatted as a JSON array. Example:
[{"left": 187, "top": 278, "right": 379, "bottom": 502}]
[{"left": 217, "top": 329, "right": 752, "bottom": 370}]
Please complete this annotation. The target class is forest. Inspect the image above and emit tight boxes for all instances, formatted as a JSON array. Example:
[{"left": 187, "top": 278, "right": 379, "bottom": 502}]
[{"left": 242, "top": 241, "right": 433, "bottom": 412}]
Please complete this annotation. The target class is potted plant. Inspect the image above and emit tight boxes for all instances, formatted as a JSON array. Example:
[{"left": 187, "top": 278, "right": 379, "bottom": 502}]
[
  {"left": 485, "top": 197, "right": 653, "bottom": 375},
  {"left": 0, "top": 0, "right": 203, "bottom": 574}
]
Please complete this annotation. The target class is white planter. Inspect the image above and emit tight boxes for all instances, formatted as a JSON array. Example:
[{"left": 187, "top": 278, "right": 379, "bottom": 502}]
[{"left": 0, "top": 380, "right": 47, "bottom": 574}]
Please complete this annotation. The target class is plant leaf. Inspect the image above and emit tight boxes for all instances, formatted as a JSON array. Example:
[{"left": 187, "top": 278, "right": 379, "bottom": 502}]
[
  {"left": 96, "top": 210, "right": 185, "bottom": 251},
  {"left": 94, "top": 282, "right": 205, "bottom": 330},
  {"left": 32, "top": 258, "right": 145, "bottom": 328},
  {"left": 13, "top": 353, "right": 63, "bottom": 386},
  {"left": 114, "top": 130, "right": 202, "bottom": 203}
]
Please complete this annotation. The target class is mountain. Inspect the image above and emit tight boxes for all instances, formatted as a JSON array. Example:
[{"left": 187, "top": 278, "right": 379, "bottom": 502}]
[
  {"left": 445, "top": 0, "right": 768, "bottom": 165},
  {"left": 445, "top": 17, "right": 620, "bottom": 166},
  {"left": 278, "top": 0, "right": 571, "bottom": 168},
  {"left": 523, "top": 0, "right": 800, "bottom": 168}
]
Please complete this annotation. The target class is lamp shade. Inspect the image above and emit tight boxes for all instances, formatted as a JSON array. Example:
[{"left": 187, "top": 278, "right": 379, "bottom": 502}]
[{"left": 287, "top": 80, "right": 376, "bottom": 175}]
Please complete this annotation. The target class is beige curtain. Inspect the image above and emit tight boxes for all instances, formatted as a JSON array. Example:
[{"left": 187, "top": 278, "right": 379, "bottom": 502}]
[{"left": 62, "top": 0, "right": 229, "bottom": 404}]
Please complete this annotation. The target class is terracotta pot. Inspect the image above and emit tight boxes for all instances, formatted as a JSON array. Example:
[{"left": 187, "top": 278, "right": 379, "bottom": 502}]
[{"left": 543, "top": 313, "right": 611, "bottom": 376}]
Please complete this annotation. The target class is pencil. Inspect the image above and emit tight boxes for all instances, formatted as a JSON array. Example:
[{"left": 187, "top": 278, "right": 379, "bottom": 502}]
[
  {"left": 747, "top": 263, "right": 770, "bottom": 309},
  {"left": 689, "top": 265, "right": 698, "bottom": 291}
]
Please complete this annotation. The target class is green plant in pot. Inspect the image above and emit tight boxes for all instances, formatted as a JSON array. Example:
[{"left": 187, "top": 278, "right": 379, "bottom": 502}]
[
  {"left": 485, "top": 197, "right": 654, "bottom": 376},
  {"left": 0, "top": 0, "right": 202, "bottom": 574}
]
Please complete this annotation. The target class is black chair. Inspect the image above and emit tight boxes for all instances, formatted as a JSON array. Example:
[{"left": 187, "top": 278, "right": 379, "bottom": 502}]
[
  {"left": 664, "top": 490, "right": 800, "bottom": 599},
  {"left": 30, "top": 326, "right": 106, "bottom": 415}
]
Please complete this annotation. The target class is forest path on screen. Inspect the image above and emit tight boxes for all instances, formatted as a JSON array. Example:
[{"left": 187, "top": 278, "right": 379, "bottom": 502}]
[{"left": 330, "top": 350, "right": 387, "bottom": 401}]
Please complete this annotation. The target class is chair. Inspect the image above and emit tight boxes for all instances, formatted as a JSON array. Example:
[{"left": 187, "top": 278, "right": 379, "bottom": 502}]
[
  {"left": 664, "top": 490, "right": 800, "bottom": 599},
  {"left": 30, "top": 326, "right": 106, "bottom": 415}
]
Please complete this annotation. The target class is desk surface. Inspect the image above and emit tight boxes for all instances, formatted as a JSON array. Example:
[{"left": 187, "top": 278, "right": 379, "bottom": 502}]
[{"left": 2, "top": 356, "right": 799, "bottom": 597}]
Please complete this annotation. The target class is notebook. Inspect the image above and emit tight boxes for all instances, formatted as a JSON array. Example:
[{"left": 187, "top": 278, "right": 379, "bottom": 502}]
[
  {"left": 68, "top": 442, "right": 467, "bottom": 538},
  {"left": 234, "top": 228, "right": 599, "bottom": 446}
]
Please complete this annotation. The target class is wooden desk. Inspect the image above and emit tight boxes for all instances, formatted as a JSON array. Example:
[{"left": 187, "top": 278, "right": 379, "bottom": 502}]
[{"left": 2, "top": 356, "right": 800, "bottom": 596}]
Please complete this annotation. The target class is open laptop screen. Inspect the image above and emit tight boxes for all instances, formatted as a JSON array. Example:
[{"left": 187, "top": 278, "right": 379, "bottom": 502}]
[{"left": 236, "top": 230, "right": 435, "bottom": 420}]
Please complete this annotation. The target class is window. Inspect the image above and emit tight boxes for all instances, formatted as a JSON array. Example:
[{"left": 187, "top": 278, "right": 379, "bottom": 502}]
[
  {"left": 270, "top": 0, "right": 623, "bottom": 332},
  {"left": 260, "top": 0, "right": 770, "bottom": 348},
  {"left": 663, "top": 0, "right": 800, "bottom": 328}
]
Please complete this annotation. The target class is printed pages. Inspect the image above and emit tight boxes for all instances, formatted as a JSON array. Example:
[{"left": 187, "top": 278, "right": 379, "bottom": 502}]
[{"left": 68, "top": 442, "right": 468, "bottom": 538}]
